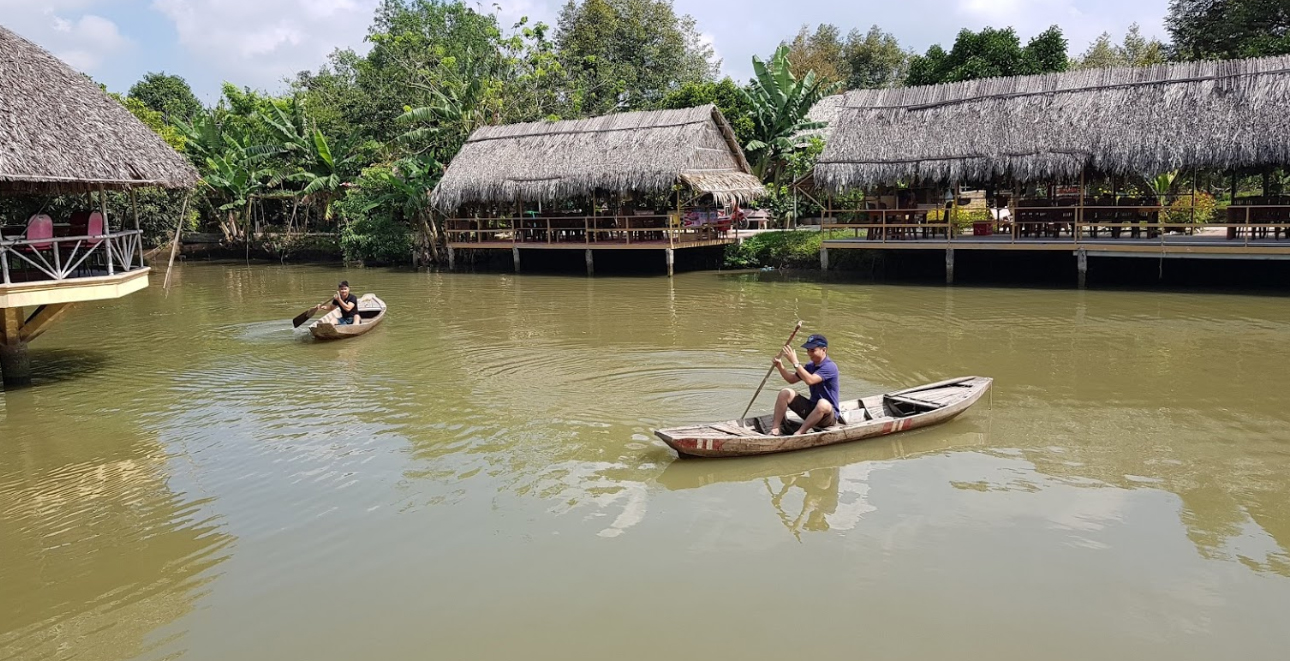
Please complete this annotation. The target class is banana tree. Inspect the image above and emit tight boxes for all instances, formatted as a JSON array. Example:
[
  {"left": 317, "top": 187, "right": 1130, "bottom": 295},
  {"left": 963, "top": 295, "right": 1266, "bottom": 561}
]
[
  {"left": 739, "top": 45, "right": 841, "bottom": 185},
  {"left": 260, "top": 102, "right": 360, "bottom": 225}
]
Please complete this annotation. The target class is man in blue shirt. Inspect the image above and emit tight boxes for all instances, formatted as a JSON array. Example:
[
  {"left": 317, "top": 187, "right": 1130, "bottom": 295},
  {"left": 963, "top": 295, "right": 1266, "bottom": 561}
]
[{"left": 769, "top": 334, "right": 841, "bottom": 435}]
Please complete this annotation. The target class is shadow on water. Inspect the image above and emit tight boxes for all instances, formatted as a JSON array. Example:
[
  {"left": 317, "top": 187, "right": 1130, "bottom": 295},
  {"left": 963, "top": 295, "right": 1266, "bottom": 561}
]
[{"left": 10, "top": 349, "right": 111, "bottom": 388}]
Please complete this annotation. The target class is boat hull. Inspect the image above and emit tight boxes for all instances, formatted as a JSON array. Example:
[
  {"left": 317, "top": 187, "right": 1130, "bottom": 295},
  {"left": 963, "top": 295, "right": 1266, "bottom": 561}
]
[
  {"left": 654, "top": 376, "right": 991, "bottom": 458},
  {"left": 308, "top": 294, "right": 386, "bottom": 340}
]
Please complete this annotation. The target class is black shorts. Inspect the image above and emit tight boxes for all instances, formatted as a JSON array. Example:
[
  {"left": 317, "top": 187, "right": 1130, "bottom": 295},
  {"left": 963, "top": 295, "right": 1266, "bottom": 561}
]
[{"left": 788, "top": 394, "right": 837, "bottom": 428}]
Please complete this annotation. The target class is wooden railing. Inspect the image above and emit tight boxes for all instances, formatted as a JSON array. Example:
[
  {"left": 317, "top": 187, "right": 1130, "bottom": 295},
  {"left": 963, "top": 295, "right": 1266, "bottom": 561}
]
[
  {"left": 0, "top": 230, "right": 145, "bottom": 285},
  {"left": 822, "top": 203, "right": 1290, "bottom": 246},
  {"left": 444, "top": 214, "right": 738, "bottom": 247}
]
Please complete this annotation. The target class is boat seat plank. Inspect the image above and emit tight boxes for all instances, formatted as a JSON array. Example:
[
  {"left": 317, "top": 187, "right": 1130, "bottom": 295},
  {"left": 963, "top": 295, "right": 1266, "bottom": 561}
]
[{"left": 885, "top": 394, "right": 946, "bottom": 409}]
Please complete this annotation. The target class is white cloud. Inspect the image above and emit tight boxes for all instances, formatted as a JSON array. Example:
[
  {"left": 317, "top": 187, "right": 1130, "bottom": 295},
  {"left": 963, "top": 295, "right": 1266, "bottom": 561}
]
[
  {"left": 0, "top": 3, "right": 131, "bottom": 73},
  {"left": 50, "top": 14, "right": 130, "bottom": 71},
  {"left": 150, "top": 0, "right": 381, "bottom": 91}
]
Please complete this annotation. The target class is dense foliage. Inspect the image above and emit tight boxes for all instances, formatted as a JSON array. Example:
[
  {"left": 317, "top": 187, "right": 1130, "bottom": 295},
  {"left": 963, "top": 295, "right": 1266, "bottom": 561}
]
[
  {"left": 784, "top": 24, "right": 910, "bottom": 89},
  {"left": 1167, "top": 0, "right": 1290, "bottom": 59},
  {"left": 906, "top": 26, "right": 1069, "bottom": 85}
]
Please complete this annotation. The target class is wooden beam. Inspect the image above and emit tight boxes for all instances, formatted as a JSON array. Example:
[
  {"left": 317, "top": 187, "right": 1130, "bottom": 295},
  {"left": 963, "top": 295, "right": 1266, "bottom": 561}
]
[
  {"left": 20, "top": 303, "right": 75, "bottom": 343},
  {"left": 0, "top": 307, "right": 22, "bottom": 346}
]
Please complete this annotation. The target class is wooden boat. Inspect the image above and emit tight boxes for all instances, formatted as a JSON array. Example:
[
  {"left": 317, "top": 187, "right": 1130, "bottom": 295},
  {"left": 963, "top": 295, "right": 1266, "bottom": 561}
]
[
  {"left": 308, "top": 294, "right": 386, "bottom": 340},
  {"left": 654, "top": 376, "right": 992, "bottom": 458}
]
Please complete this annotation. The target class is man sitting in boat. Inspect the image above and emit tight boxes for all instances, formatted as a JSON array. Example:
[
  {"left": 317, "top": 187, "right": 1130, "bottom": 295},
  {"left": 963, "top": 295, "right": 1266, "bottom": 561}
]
[
  {"left": 314, "top": 281, "right": 361, "bottom": 325},
  {"left": 769, "top": 334, "right": 841, "bottom": 435}
]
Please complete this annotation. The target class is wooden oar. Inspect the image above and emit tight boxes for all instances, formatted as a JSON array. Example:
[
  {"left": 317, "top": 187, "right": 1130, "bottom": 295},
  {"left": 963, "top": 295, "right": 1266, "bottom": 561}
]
[
  {"left": 292, "top": 301, "right": 329, "bottom": 328},
  {"left": 740, "top": 320, "right": 804, "bottom": 423}
]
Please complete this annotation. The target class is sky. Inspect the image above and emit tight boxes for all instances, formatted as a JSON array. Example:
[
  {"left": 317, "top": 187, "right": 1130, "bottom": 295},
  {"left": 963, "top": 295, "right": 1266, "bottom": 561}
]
[{"left": 1, "top": 0, "right": 1172, "bottom": 102}]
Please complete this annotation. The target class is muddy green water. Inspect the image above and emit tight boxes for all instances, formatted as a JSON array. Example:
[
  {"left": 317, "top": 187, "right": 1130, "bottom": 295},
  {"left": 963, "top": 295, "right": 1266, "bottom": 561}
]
[{"left": 2, "top": 263, "right": 1289, "bottom": 660}]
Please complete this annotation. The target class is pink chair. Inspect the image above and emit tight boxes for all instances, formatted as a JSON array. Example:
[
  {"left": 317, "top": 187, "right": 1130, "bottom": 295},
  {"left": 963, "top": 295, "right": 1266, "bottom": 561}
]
[
  {"left": 23, "top": 214, "right": 54, "bottom": 251},
  {"left": 85, "top": 212, "right": 105, "bottom": 246}
]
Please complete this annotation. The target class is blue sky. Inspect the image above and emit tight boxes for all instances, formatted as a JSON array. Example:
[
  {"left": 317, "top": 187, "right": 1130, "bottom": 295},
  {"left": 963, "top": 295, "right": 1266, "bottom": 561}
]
[{"left": 2, "top": 0, "right": 1171, "bottom": 103}]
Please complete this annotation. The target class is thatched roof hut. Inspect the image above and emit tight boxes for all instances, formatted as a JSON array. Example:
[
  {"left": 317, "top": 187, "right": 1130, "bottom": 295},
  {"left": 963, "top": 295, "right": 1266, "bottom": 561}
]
[
  {"left": 0, "top": 25, "right": 198, "bottom": 194},
  {"left": 814, "top": 55, "right": 1290, "bottom": 193},
  {"left": 430, "top": 105, "right": 765, "bottom": 211}
]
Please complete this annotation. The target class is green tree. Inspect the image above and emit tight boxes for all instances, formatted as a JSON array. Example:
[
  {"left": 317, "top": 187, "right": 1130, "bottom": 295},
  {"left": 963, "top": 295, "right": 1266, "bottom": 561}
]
[
  {"left": 127, "top": 72, "right": 203, "bottom": 122},
  {"left": 656, "top": 78, "right": 756, "bottom": 144},
  {"left": 1167, "top": 0, "right": 1290, "bottom": 59},
  {"left": 555, "top": 0, "right": 718, "bottom": 114},
  {"left": 1073, "top": 24, "right": 1167, "bottom": 69},
  {"left": 739, "top": 45, "right": 840, "bottom": 184},
  {"left": 907, "top": 26, "right": 1069, "bottom": 85},
  {"left": 843, "top": 25, "right": 909, "bottom": 89},
  {"left": 784, "top": 24, "right": 847, "bottom": 84},
  {"left": 111, "top": 93, "right": 186, "bottom": 151}
]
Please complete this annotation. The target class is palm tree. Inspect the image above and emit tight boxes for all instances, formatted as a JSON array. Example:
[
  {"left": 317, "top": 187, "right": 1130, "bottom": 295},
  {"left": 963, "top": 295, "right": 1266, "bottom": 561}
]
[{"left": 739, "top": 45, "right": 841, "bottom": 185}]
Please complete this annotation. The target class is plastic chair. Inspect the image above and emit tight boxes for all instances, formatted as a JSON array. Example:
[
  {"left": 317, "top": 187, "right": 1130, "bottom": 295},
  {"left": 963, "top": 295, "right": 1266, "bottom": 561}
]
[{"left": 23, "top": 214, "right": 54, "bottom": 251}]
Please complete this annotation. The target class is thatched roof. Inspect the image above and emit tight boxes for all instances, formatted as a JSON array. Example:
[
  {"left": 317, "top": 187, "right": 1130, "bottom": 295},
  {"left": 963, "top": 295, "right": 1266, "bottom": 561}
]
[
  {"left": 430, "top": 105, "right": 765, "bottom": 211},
  {"left": 815, "top": 56, "right": 1290, "bottom": 192},
  {"left": 798, "top": 93, "right": 846, "bottom": 142},
  {"left": 0, "top": 25, "right": 198, "bottom": 194}
]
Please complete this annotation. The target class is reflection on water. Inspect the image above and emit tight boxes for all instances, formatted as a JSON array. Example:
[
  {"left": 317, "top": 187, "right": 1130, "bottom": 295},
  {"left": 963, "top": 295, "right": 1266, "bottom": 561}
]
[{"left": 2, "top": 263, "right": 1290, "bottom": 660}]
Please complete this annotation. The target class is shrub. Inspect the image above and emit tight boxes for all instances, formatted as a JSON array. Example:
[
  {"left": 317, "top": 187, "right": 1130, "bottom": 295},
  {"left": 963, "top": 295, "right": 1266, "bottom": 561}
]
[
  {"left": 725, "top": 230, "right": 824, "bottom": 269},
  {"left": 1164, "top": 191, "right": 1218, "bottom": 226}
]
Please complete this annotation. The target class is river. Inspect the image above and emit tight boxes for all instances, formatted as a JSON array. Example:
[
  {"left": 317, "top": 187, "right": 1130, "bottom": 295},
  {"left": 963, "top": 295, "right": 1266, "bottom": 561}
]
[{"left": 2, "top": 262, "right": 1288, "bottom": 660}]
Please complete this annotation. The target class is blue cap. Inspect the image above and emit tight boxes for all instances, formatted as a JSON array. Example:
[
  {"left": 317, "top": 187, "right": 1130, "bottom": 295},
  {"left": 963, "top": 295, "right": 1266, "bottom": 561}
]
[{"left": 801, "top": 334, "right": 828, "bottom": 349}]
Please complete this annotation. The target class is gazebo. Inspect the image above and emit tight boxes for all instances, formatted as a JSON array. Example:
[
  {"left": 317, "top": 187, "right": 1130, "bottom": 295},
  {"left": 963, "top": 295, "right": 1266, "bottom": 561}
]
[
  {"left": 0, "top": 24, "right": 198, "bottom": 386},
  {"left": 430, "top": 105, "right": 765, "bottom": 275}
]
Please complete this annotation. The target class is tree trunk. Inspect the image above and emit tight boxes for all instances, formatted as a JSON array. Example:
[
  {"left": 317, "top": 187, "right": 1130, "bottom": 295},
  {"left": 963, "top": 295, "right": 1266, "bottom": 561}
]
[{"left": 416, "top": 213, "right": 444, "bottom": 265}]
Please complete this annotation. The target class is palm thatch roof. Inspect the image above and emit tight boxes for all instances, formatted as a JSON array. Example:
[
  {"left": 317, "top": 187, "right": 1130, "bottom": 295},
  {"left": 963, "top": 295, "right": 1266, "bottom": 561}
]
[
  {"left": 814, "top": 55, "right": 1290, "bottom": 192},
  {"left": 798, "top": 93, "right": 846, "bottom": 142},
  {"left": 0, "top": 24, "right": 198, "bottom": 194},
  {"left": 430, "top": 105, "right": 765, "bottom": 211}
]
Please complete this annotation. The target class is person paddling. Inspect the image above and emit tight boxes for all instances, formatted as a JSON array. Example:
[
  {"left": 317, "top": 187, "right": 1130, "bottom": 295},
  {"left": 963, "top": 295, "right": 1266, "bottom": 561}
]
[
  {"left": 769, "top": 334, "right": 840, "bottom": 435},
  {"left": 313, "top": 281, "right": 361, "bottom": 325}
]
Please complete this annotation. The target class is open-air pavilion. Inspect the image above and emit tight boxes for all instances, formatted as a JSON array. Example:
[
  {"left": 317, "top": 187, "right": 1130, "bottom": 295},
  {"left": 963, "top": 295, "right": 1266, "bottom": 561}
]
[
  {"left": 807, "top": 56, "right": 1290, "bottom": 284},
  {"left": 431, "top": 105, "right": 765, "bottom": 276},
  {"left": 0, "top": 25, "right": 198, "bottom": 386}
]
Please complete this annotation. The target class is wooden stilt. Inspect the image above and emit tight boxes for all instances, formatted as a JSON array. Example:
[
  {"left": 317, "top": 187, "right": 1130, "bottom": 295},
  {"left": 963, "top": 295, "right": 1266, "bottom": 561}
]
[{"left": 20, "top": 303, "right": 75, "bottom": 343}]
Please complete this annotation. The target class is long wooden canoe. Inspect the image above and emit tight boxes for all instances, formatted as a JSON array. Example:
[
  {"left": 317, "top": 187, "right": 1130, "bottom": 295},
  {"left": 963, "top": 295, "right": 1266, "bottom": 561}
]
[
  {"left": 308, "top": 294, "right": 386, "bottom": 340},
  {"left": 654, "top": 376, "right": 992, "bottom": 458}
]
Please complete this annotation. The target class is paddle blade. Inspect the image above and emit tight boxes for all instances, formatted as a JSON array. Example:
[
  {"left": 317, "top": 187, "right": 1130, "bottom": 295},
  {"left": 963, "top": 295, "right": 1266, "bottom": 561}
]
[{"left": 292, "top": 308, "right": 317, "bottom": 328}]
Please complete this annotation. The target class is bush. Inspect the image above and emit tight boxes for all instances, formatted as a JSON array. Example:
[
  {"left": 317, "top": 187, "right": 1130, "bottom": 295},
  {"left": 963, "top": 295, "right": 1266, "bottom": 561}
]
[
  {"left": 334, "top": 165, "right": 415, "bottom": 265},
  {"left": 725, "top": 230, "right": 824, "bottom": 269},
  {"left": 1164, "top": 191, "right": 1218, "bottom": 226},
  {"left": 339, "top": 213, "right": 412, "bottom": 264}
]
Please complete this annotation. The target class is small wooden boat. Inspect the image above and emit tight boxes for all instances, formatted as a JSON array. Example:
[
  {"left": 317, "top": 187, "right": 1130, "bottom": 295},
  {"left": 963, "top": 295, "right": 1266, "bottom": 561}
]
[
  {"left": 654, "top": 376, "right": 992, "bottom": 458},
  {"left": 308, "top": 294, "right": 386, "bottom": 340}
]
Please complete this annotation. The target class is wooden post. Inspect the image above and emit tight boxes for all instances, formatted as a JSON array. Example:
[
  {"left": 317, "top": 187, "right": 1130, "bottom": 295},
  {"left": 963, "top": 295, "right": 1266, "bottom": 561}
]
[
  {"left": 945, "top": 247, "right": 954, "bottom": 285},
  {"left": 447, "top": 246, "right": 456, "bottom": 271},
  {"left": 664, "top": 247, "right": 674, "bottom": 278},
  {"left": 820, "top": 247, "right": 829, "bottom": 271},
  {"left": 100, "top": 185, "right": 113, "bottom": 275},
  {"left": 585, "top": 248, "right": 594, "bottom": 276},
  {"left": 1076, "top": 248, "right": 1088, "bottom": 289},
  {"left": 0, "top": 307, "right": 30, "bottom": 388},
  {"left": 130, "top": 188, "right": 142, "bottom": 268},
  {"left": 163, "top": 192, "right": 191, "bottom": 290},
  {"left": 1078, "top": 170, "right": 1085, "bottom": 242}
]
